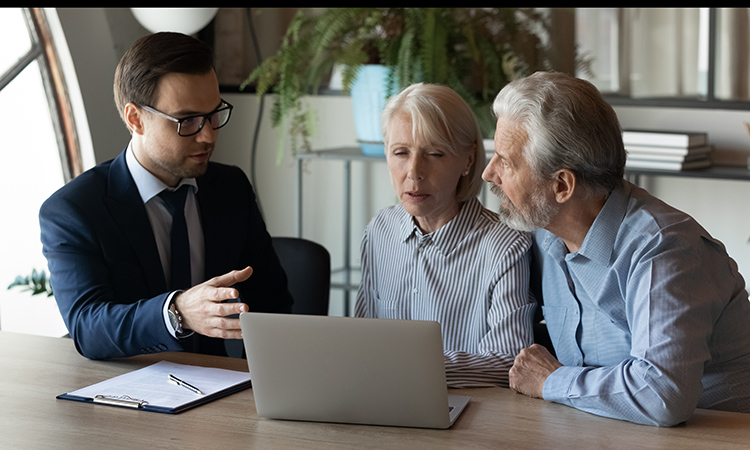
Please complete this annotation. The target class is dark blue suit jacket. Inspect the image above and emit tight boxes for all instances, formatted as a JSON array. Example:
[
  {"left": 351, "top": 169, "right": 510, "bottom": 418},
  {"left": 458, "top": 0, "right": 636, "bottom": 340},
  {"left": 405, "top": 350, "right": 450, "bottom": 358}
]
[{"left": 40, "top": 150, "right": 293, "bottom": 359}]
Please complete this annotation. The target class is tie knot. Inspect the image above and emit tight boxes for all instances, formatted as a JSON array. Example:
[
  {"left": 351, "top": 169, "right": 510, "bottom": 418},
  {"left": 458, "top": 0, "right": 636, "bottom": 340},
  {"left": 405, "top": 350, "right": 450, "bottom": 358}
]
[{"left": 159, "top": 185, "right": 190, "bottom": 215}]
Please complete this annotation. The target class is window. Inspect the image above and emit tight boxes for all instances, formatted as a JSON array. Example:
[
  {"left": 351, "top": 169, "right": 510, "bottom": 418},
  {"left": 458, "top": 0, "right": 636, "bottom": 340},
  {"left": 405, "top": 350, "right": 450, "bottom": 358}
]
[
  {"left": 0, "top": 8, "right": 80, "bottom": 336},
  {"left": 575, "top": 8, "right": 750, "bottom": 108},
  {"left": 715, "top": 8, "right": 750, "bottom": 101},
  {"left": 576, "top": 8, "right": 710, "bottom": 100}
]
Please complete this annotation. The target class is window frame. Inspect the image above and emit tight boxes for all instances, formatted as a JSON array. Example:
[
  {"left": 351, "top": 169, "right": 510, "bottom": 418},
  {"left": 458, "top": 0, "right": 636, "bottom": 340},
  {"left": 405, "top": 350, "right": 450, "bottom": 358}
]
[
  {"left": 598, "top": 8, "right": 750, "bottom": 110},
  {"left": 0, "top": 8, "right": 82, "bottom": 182}
]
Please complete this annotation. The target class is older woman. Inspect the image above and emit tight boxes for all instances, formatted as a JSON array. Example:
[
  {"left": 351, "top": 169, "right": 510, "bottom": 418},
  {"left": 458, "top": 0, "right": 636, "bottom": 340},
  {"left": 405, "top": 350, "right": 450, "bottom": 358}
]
[{"left": 354, "top": 83, "right": 535, "bottom": 388}]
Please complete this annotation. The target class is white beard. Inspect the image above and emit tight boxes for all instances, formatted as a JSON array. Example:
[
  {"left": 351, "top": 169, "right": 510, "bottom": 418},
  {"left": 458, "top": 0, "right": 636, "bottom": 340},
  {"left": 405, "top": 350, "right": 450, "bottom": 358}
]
[{"left": 490, "top": 183, "right": 558, "bottom": 232}]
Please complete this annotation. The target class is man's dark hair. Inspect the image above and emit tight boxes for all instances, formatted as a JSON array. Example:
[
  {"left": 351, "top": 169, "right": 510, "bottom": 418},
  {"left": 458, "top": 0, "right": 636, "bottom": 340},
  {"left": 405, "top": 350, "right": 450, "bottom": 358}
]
[{"left": 113, "top": 32, "right": 214, "bottom": 126}]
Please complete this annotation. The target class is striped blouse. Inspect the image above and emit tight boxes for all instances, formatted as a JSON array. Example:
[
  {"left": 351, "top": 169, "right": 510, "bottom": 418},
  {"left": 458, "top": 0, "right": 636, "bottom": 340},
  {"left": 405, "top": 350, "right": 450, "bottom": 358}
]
[{"left": 355, "top": 197, "right": 535, "bottom": 388}]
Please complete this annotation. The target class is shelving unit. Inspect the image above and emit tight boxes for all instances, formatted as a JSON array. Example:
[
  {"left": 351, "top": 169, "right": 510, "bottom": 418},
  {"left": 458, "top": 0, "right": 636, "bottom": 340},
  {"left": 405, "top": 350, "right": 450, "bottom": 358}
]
[
  {"left": 295, "top": 147, "right": 383, "bottom": 316},
  {"left": 297, "top": 147, "right": 750, "bottom": 316},
  {"left": 625, "top": 165, "right": 750, "bottom": 184}
]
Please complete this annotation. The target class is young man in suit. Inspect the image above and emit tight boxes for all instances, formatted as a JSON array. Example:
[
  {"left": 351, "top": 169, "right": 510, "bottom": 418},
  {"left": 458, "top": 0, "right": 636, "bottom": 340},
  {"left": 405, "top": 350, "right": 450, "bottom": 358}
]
[{"left": 40, "top": 32, "right": 293, "bottom": 359}]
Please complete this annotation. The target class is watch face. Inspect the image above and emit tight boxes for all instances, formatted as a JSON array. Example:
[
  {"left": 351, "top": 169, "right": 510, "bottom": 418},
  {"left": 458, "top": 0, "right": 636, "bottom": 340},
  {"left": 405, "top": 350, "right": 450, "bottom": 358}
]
[{"left": 169, "top": 305, "right": 182, "bottom": 333}]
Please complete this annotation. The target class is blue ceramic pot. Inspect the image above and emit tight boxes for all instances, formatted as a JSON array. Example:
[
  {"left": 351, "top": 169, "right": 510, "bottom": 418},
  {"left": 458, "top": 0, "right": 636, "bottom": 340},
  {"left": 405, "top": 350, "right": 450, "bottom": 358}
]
[{"left": 349, "top": 65, "right": 396, "bottom": 156}]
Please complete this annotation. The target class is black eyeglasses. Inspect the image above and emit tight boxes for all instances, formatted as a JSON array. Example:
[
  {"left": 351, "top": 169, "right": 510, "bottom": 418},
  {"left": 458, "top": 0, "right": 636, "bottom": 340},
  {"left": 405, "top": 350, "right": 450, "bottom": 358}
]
[{"left": 140, "top": 99, "right": 233, "bottom": 137}]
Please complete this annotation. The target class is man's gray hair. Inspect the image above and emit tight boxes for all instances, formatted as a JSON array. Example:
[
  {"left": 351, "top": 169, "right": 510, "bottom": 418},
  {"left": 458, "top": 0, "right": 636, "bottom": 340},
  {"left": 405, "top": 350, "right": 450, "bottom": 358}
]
[{"left": 493, "top": 71, "right": 626, "bottom": 198}]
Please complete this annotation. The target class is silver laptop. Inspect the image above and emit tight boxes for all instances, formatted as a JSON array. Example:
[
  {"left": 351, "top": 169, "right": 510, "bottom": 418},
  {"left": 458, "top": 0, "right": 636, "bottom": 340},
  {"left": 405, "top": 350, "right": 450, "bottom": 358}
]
[{"left": 239, "top": 312, "right": 470, "bottom": 429}]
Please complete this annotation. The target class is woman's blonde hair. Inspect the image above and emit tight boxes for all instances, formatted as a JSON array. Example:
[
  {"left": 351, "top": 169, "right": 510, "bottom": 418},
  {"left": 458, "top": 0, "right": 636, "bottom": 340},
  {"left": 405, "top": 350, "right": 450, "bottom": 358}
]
[{"left": 381, "top": 83, "right": 485, "bottom": 202}]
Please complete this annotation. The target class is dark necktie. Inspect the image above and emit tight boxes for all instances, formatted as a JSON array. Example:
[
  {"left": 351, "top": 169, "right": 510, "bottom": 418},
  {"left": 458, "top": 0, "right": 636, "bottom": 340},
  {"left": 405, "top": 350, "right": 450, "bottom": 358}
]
[{"left": 159, "top": 185, "right": 191, "bottom": 290}]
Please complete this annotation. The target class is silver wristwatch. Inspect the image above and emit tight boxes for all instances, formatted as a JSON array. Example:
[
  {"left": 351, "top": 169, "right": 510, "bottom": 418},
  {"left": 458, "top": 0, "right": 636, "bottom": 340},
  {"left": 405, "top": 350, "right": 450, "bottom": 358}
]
[{"left": 168, "top": 297, "right": 185, "bottom": 335}]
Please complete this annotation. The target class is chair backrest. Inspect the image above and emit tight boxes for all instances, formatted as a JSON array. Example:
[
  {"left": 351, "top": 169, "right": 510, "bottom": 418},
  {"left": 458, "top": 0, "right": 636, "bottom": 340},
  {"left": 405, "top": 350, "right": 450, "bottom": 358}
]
[{"left": 272, "top": 237, "right": 331, "bottom": 315}]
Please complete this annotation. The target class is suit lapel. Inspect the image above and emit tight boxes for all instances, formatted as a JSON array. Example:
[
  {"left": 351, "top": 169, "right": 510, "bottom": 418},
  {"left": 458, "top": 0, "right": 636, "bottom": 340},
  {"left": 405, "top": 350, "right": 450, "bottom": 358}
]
[{"left": 104, "top": 151, "right": 167, "bottom": 294}]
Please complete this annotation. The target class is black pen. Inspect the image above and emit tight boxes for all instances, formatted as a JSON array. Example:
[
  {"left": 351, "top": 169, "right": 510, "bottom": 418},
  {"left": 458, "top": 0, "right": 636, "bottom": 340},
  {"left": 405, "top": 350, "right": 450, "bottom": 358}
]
[{"left": 168, "top": 373, "right": 205, "bottom": 395}]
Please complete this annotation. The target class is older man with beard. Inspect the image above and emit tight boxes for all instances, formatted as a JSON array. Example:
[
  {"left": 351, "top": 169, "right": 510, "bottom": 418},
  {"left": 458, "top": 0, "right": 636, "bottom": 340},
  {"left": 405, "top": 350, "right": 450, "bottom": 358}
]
[{"left": 482, "top": 71, "right": 750, "bottom": 427}]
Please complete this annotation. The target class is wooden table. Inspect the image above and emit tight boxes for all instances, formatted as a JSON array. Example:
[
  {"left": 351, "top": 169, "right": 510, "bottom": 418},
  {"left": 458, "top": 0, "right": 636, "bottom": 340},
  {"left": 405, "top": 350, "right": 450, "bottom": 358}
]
[{"left": 2, "top": 331, "right": 749, "bottom": 449}]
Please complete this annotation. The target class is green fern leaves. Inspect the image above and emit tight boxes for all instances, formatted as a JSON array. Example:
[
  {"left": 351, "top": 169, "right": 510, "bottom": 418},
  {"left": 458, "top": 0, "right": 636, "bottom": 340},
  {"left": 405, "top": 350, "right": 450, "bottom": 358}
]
[{"left": 242, "top": 8, "right": 555, "bottom": 159}]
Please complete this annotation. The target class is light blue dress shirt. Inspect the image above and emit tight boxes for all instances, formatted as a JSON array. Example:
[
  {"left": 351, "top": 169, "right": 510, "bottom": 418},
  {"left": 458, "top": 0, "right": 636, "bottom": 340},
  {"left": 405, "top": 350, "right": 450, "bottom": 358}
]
[{"left": 534, "top": 181, "right": 750, "bottom": 426}]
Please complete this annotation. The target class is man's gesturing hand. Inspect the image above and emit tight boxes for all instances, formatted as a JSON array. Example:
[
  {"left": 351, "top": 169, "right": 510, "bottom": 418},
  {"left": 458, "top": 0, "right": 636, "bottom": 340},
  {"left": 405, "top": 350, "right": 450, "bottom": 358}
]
[
  {"left": 174, "top": 266, "right": 253, "bottom": 339},
  {"left": 509, "top": 344, "right": 563, "bottom": 398}
]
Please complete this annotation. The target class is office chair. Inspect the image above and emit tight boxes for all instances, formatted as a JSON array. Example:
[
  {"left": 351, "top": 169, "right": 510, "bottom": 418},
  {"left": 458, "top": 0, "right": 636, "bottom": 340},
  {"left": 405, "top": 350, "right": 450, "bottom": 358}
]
[
  {"left": 530, "top": 249, "right": 556, "bottom": 357},
  {"left": 534, "top": 320, "right": 556, "bottom": 357},
  {"left": 272, "top": 236, "right": 331, "bottom": 315},
  {"left": 225, "top": 236, "right": 332, "bottom": 358}
]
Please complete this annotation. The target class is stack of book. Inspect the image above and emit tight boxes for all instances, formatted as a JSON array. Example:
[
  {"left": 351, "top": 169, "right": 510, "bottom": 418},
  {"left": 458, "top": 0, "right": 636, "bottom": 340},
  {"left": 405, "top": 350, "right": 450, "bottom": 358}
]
[{"left": 623, "top": 130, "right": 713, "bottom": 171}]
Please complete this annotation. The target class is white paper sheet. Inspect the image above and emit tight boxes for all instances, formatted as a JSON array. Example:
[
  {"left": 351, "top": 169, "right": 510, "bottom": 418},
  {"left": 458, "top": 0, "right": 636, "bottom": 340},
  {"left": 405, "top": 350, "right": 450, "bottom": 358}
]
[{"left": 67, "top": 361, "right": 251, "bottom": 409}]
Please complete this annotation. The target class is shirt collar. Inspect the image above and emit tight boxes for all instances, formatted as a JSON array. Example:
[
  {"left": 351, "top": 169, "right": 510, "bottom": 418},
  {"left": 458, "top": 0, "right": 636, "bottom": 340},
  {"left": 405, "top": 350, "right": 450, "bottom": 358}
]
[
  {"left": 397, "top": 197, "right": 483, "bottom": 256},
  {"left": 576, "top": 181, "right": 629, "bottom": 265},
  {"left": 535, "top": 181, "right": 629, "bottom": 266},
  {"left": 125, "top": 142, "right": 198, "bottom": 204}
]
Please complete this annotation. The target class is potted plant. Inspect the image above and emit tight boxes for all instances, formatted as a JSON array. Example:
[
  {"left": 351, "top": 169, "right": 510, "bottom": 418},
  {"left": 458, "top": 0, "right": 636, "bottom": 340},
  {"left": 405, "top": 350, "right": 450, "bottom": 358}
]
[
  {"left": 243, "top": 7, "right": 557, "bottom": 159},
  {"left": 5, "top": 268, "right": 53, "bottom": 330},
  {"left": 6, "top": 268, "right": 67, "bottom": 336},
  {"left": 7, "top": 268, "right": 54, "bottom": 297}
]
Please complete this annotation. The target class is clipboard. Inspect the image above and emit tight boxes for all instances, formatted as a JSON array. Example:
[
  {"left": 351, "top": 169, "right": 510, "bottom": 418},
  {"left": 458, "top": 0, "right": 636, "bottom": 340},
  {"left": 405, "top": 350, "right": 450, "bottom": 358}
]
[{"left": 57, "top": 360, "right": 252, "bottom": 414}]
